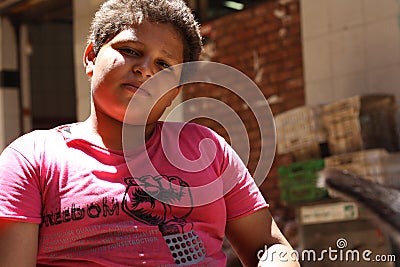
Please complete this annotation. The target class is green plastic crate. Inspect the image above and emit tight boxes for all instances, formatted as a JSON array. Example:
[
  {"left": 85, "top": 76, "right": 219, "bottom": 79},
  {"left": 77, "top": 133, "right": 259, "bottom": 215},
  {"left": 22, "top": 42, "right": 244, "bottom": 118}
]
[
  {"left": 278, "top": 159, "right": 325, "bottom": 188},
  {"left": 278, "top": 159, "right": 327, "bottom": 203},
  {"left": 280, "top": 184, "right": 328, "bottom": 203}
]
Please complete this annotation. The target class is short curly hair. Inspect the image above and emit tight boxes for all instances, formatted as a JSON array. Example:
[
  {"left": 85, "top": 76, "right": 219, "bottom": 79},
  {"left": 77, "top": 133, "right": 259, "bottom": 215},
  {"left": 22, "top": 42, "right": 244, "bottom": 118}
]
[{"left": 88, "top": 0, "right": 202, "bottom": 62}]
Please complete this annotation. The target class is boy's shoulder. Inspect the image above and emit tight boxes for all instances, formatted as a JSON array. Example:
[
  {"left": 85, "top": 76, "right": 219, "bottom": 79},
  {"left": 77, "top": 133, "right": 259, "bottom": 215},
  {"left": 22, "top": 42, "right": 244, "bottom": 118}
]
[{"left": 5, "top": 124, "right": 72, "bottom": 153}]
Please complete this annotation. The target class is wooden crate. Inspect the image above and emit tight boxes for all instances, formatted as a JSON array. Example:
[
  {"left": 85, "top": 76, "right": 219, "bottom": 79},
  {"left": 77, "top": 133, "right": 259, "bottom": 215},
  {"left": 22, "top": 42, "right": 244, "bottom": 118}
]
[
  {"left": 380, "top": 152, "right": 400, "bottom": 189},
  {"left": 275, "top": 106, "right": 328, "bottom": 161},
  {"left": 324, "top": 149, "right": 389, "bottom": 183},
  {"left": 287, "top": 143, "right": 324, "bottom": 162},
  {"left": 321, "top": 94, "right": 399, "bottom": 155}
]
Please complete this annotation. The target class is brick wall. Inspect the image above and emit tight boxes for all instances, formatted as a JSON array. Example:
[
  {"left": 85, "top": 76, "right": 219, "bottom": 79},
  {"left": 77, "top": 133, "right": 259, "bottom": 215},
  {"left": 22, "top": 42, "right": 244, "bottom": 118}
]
[{"left": 183, "top": 0, "right": 303, "bottom": 218}]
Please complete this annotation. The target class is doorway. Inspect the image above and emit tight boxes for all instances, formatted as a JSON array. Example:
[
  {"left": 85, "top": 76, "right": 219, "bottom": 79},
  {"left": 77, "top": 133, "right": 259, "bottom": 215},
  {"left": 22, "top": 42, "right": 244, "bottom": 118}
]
[
  {"left": 6, "top": 0, "right": 76, "bottom": 130},
  {"left": 28, "top": 21, "right": 76, "bottom": 130}
]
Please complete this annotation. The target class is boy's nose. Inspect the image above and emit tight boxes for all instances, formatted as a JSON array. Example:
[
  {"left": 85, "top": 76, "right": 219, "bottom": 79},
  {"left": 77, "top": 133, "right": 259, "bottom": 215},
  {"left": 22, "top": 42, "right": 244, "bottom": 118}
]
[{"left": 133, "top": 59, "right": 154, "bottom": 78}]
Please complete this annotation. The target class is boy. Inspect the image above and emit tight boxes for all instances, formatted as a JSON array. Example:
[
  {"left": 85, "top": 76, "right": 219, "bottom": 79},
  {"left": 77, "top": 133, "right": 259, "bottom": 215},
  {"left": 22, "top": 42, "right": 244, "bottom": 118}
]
[{"left": 0, "top": 0, "right": 300, "bottom": 266}]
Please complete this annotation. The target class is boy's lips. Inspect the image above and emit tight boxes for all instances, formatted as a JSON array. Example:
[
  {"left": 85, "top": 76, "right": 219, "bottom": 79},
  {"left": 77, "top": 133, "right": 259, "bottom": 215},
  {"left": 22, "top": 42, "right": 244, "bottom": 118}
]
[{"left": 123, "top": 82, "right": 151, "bottom": 96}]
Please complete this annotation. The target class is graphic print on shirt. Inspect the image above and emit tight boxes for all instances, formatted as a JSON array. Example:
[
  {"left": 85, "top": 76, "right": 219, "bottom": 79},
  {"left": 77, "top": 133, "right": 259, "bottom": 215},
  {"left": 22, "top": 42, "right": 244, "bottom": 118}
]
[{"left": 122, "top": 175, "right": 206, "bottom": 266}]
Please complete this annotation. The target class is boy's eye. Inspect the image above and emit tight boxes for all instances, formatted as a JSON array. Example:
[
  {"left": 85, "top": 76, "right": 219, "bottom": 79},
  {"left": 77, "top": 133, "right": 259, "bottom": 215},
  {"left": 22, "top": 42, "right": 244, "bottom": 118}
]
[
  {"left": 120, "top": 48, "right": 139, "bottom": 56},
  {"left": 158, "top": 61, "right": 171, "bottom": 69}
]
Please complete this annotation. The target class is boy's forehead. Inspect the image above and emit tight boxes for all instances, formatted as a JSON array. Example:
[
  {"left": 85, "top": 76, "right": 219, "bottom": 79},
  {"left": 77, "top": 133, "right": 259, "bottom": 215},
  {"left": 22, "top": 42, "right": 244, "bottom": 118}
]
[
  {"left": 112, "top": 22, "right": 182, "bottom": 41},
  {"left": 113, "top": 27, "right": 140, "bottom": 41},
  {"left": 107, "top": 22, "right": 185, "bottom": 62}
]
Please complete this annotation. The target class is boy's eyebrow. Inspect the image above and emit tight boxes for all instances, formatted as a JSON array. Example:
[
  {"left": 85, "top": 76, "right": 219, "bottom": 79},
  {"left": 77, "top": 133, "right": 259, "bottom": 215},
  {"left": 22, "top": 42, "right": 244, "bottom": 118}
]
[
  {"left": 114, "top": 39, "right": 181, "bottom": 63},
  {"left": 114, "top": 38, "right": 145, "bottom": 49}
]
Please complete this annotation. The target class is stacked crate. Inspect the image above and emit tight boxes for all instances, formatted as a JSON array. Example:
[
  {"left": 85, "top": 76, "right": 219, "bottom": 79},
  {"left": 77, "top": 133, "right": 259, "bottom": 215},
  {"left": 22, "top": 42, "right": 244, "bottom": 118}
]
[
  {"left": 275, "top": 94, "right": 399, "bottom": 204},
  {"left": 275, "top": 95, "right": 399, "bottom": 264},
  {"left": 275, "top": 106, "right": 328, "bottom": 162},
  {"left": 321, "top": 94, "right": 399, "bottom": 155},
  {"left": 325, "top": 150, "right": 400, "bottom": 189},
  {"left": 324, "top": 149, "right": 389, "bottom": 183},
  {"left": 278, "top": 159, "right": 328, "bottom": 203},
  {"left": 380, "top": 153, "right": 400, "bottom": 189}
]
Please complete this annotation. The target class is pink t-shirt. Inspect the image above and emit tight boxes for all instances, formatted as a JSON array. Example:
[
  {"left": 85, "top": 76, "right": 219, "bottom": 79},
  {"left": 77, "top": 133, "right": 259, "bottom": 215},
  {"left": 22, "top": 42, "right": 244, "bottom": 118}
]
[{"left": 0, "top": 121, "right": 267, "bottom": 266}]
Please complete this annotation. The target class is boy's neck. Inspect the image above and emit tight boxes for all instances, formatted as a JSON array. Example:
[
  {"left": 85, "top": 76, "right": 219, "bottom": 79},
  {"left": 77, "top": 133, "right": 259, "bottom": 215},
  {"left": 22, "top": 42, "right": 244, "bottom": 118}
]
[{"left": 82, "top": 111, "right": 156, "bottom": 151}]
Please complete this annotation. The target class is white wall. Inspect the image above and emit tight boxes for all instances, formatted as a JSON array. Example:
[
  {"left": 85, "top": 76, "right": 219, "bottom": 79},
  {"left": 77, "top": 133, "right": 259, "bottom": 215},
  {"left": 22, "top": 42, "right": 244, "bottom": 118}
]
[
  {"left": 72, "top": 0, "right": 183, "bottom": 122},
  {"left": 73, "top": 0, "right": 103, "bottom": 122},
  {"left": 0, "top": 18, "right": 21, "bottom": 150},
  {"left": 301, "top": 0, "right": 400, "bottom": 106}
]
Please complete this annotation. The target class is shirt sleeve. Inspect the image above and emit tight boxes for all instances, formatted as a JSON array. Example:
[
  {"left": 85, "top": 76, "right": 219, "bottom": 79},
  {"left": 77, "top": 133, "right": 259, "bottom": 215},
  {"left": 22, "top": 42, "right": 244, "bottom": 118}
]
[
  {"left": 0, "top": 133, "right": 43, "bottom": 224},
  {"left": 214, "top": 132, "right": 269, "bottom": 221}
]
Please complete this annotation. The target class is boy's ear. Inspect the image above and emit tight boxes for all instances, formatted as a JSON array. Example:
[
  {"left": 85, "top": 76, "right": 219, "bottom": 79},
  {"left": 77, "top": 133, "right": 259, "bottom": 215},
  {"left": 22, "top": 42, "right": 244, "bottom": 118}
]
[
  {"left": 167, "top": 86, "right": 183, "bottom": 107},
  {"left": 173, "top": 86, "right": 183, "bottom": 98},
  {"left": 83, "top": 43, "right": 96, "bottom": 77}
]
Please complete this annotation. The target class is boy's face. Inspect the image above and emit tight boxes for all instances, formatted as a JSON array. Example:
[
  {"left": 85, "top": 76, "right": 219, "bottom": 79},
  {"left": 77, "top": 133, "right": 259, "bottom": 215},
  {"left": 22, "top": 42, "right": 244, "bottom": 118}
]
[{"left": 84, "top": 21, "right": 184, "bottom": 125}]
